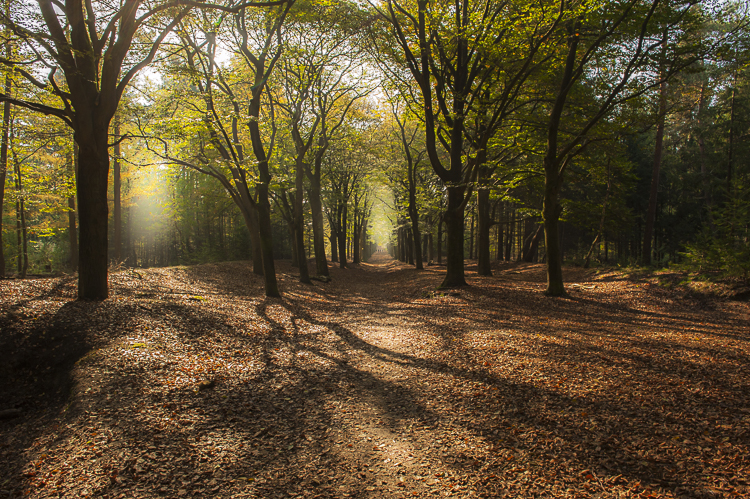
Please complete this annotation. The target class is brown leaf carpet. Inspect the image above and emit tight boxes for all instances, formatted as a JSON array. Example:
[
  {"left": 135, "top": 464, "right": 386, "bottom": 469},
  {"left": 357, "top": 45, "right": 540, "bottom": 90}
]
[{"left": 1, "top": 254, "right": 748, "bottom": 498}]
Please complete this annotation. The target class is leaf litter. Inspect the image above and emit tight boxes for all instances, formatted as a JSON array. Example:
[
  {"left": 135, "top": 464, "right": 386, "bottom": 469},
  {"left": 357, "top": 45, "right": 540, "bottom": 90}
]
[{"left": 0, "top": 255, "right": 748, "bottom": 498}]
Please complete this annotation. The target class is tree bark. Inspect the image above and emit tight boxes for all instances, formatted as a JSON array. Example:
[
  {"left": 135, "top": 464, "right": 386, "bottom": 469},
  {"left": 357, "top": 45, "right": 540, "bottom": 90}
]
[
  {"left": 329, "top": 226, "right": 338, "bottom": 263},
  {"left": 113, "top": 121, "right": 122, "bottom": 263},
  {"left": 293, "top": 166, "right": 311, "bottom": 284},
  {"left": 476, "top": 188, "right": 492, "bottom": 275},
  {"left": 308, "top": 175, "right": 329, "bottom": 276},
  {"left": 542, "top": 167, "right": 565, "bottom": 296},
  {"left": 642, "top": 78, "right": 668, "bottom": 266},
  {"left": 75, "top": 126, "right": 111, "bottom": 299},
  {"left": 584, "top": 162, "right": 611, "bottom": 268},
  {"left": 12, "top": 137, "right": 27, "bottom": 278},
  {"left": 409, "top": 205, "right": 422, "bottom": 270},
  {"left": 437, "top": 214, "right": 443, "bottom": 265},
  {"left": 68, "top": 145, "right": 78, "bottom": 271},
  {"left": 505, "top": 206, "right": 513, "bottom": 261},
  {"left": 495, "top": 202, "right": 504, "bottom": 261},
  {"left": 0, "top": 64, "right": 9, "bottom": 278},
  {"left": 440, "top": 185, "right": 468, "bottom": 288},
  {"left": 338, "top": 204, "right": 347, "bottom": 268}
]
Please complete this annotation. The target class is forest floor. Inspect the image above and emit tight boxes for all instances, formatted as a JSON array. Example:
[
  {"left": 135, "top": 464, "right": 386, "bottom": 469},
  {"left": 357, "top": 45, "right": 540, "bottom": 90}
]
[{"left": 1, "top": 255, "right": 749, "bottom": 499}]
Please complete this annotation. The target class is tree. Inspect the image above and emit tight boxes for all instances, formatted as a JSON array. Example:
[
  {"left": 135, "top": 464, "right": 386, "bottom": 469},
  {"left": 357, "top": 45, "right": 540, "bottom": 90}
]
[
  {"left": 143, "top": 2, "right": 295, "bottom": 297},
  {"left": 0, "top": 0, "right": 282, "bottom": 299},
  {"left": 537, "top": 0, "right": 702, "bottom": 295},
  {"left": 372, "top": 0, "right": 563, "bottom": 288}
]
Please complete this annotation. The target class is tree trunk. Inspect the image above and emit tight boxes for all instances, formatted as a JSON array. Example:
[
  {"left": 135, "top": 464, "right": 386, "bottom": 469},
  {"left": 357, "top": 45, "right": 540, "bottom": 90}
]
[
  {"left": 0, "top": 57, "right": 9, "bottom": 278},
  {"left": 256, "top": 183, "right": 281, "bottom": 297},
  {"left": 505, "top": 206, "right": 513, "bottom": 261},
  {"left": 437, "top": 214, "right": 443, "bottom": 265},
  {"left": 428, "top": 230, "right": 433, "bottom": 264},
  {"left": 642, "top": 78, "right": 668, "bottom": 266},
  {"left": 522, "top": 218, "right": 538, "bottom": 262},
  {"left": 440, "top": 185, "right": 467, "bottom": 288},
  {"left": 293, "top": 166, "right": 310, "bottom": 284},
  {"left": 289, "top": 222, "right": 298, "bottom": 267},
  {"left": 12, "top": 143, "right": 28, "bottom": 278},
  {"left": 469, "top": 207, "right": 475, "bottom": 260},
  {"left": 542, "top": 157, "right": 565, "bottom": 296},
  {"left": 75, "top": 128, "right": 111, "bottom": 299},
  {"left": 409, "top": 206, "right": 422, "bottom": 270},
  {"left": 308, "top": 176, "right": 329, "bottom": 277},
  {"left": 727, "top": 73, "right": 736, "bottom": 201},
  {"left": 697, "top": 78, "right": 712, "bottom": 211},
  {"left": 329, "top": 226, "right": 338, "bottom": 263},
  {"left": 113, "top": 121, "right": 122, "bottom": 263},
  {"left": 338, "top": 205, "right": 347, "bottom": 268},
  {"left": 246, "top": 203, "right": 263, "bottom": 275},
  {"left": 525, "top": 224, "right": 543, "bottom": 263},
  {"left": 476, "top": 188, "right": 492, "bottom": 276},
  {"left": 68, "top": 145, "right": 79, "bottom": 271},
  {"left": 584, "top": 163, "right": 611, "bottom": 269},
  {"left": 496, "top": 203, "right": 504, "bottom": 261}
]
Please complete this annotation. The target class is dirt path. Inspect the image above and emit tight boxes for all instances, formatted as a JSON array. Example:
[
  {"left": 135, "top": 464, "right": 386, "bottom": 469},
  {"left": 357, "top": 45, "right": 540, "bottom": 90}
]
[{"left": 1, "top": 256, "right": 749, "bottom": 498}]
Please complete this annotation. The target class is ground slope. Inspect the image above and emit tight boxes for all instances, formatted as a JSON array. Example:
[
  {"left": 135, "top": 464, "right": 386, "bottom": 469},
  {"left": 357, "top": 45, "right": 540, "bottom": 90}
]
[{"left": 1, "top": 255, "right": 748, "bottom": 498}]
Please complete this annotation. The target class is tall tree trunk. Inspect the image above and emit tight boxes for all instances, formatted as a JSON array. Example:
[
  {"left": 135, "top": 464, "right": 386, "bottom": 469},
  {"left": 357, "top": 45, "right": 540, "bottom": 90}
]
[
  {"left": 308, "top": 176, "right": 329, "bottom": 277},
  {"left": 469, "top": 207, "right": 475, "bottom": 260},
  {"left": 642, "top": 78, "right": 668, "bottom": 266},
  {"left": 584, "top": 162, "right": 611, "bottom": 268},
  {"left": 293, "top": 166, "right": 310, "bottom": 284},
  {"left": 113, "top": 121, "right": 122, "bottom": 263},
  {"left": 0, "top": 70, "right": 9, "bottom": 278},
  {"left": 428, "top": 229, "right": 433, "bottom": 264},
  {"left": 524, "top": 224, "right": 543, "bottom": 263},
  {"left": 726, "top": 73, "right": 736, "bottom": 201},
  {"left": 68, "top": 145, "right": 78, "bottom": 271},
  {"left": 437, "top": 215, "right": 443, "bottom": 265},
  {"left": 338, "top": 204, "right": 347, "bottom": 268},
  {"left": 440, "top": 185, "right": 468, "bottom": 287},
  {"left": 542, "top": 165, "right": 564, "bottom": 295},
  {"left": 697, "top": 77, "right": 711, "bottom": 211},
  {"left": 476, "top": 188, "right": 492, "bottom": 275},
  {"left": 329, "top": 226, "right": 338, "bottom": 263},
  {"left": 522, "top": 218, "right": 538, "bottom": 262},
  {"left": 289, "top": 222, "right": 298, "bottom": 267},
  {"left": 245, "top": 203, "right": 263, "bottom": 275},
  {"left": 255, "top": 183, "right": 280, "bottom": 297},
  {"left": 12, "top": 141, "right": 27, "bottom": 278},
  {"left": 409, "top": 206, "right": 422, "bottom": 270},
  {"left": 495, "top": 202, "right": 504, "bottom": 261},
  {"left": 505, "top": 206, "right": 513, "bottom": 261},
  {"left": 74, "top": 126, "right": 111, "bottom": 299}
]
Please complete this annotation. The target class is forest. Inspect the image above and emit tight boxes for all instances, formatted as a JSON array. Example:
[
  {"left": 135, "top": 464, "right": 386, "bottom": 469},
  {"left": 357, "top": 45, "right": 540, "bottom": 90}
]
[
  {"left": 1, "top": 0, "right": 750, "bottom": 498},
  {"left": 0, "top": 0, "right": 748, "bottom": 298}
]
